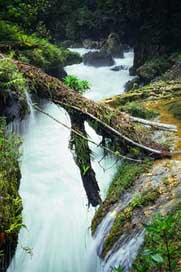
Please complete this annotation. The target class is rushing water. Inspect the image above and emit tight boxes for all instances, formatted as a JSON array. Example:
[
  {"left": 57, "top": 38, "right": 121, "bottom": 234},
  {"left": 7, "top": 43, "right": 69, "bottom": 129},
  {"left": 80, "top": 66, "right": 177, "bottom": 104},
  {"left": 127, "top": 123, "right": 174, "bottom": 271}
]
[
  {"left": 8, "top": 49, "right": 136, "bottom": 272},
  {"left": 66, "top": 49, "right": 134, "bottom": 101}
]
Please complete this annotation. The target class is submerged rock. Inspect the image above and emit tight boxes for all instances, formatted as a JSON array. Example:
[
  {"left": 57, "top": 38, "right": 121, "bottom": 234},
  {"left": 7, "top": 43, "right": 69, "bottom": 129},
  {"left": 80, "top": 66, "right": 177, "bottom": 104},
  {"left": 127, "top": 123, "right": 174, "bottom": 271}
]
[
  {"left": 111, "top": 65, "right": 128, "bottom": 71},
  {"left": 83, "top": 51, "right": 115, "bottom": 67}
]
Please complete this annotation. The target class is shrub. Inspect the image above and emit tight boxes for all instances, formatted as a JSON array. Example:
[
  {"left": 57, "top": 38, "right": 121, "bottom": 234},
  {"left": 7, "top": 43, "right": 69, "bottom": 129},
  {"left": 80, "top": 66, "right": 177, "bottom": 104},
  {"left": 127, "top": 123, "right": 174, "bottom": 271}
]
[
  {"left": 0, "top": 118, "right": 23, "bottom": 233},
  {"left": 63, "top": 75, "right": 90, "bottom": 94},
  {"left": 0, "top": 21, "right": 81, "bottom": 73},
  {"left": 132, "top": 212, "right": 181, "bottom": 271},
  {"left": 120, "top": 102, "right": 158, "bottom": 119},
  {"left": 0, "top": 118, "right": 23, "bottom": 267}
]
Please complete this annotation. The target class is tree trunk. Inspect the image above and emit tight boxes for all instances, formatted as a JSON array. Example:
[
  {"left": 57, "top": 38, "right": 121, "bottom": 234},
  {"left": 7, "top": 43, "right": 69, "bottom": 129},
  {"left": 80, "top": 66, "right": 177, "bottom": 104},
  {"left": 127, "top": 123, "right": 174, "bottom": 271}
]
[{"left": 3, "top": 55, "right": 171, "bottom": 158}]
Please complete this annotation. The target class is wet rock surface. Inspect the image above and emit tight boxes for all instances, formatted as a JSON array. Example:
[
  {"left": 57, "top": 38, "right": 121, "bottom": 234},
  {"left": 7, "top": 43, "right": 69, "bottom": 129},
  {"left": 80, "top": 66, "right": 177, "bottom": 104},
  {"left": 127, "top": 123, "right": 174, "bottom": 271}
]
[
  {"left": 99, "top": 159, "right": 181, "bottom": 268},
  {"left": 100, "top": 33, "right": 124, "bottom": 58},
  {"left": 83, "top": 51, "right": 115, "bottom": 67},
  {"left": 0, "top": 91, "right": 28, "bottom": 122},
  {"left": 111, "top": 65, "right": 128, "bottom": 71}
]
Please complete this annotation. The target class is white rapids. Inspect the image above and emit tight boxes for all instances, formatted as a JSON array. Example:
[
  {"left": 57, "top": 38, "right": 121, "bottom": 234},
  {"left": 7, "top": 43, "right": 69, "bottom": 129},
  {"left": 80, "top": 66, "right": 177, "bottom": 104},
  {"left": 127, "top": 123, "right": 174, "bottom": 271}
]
[
  {"left": 66, "top": 48, "right": 135, "bottom": 101},
  {"left": 7, "top": 48, "right": 142, "bottom": 272}
]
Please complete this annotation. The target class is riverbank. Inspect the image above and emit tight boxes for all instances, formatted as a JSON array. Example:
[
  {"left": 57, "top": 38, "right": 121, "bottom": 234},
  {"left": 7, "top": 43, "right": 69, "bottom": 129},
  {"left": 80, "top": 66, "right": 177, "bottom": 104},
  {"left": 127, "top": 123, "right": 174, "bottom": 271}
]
[
  {"left": 11, "top": 50, "right": 181, "bottom": 271},
  {"left": 92, "top": 77, "right": 181, "bottom": 271},
  {"left": 0, "top": 33, "right": 82, "bottom": 270},
  {"left": 0, "top": 119, "right": 22, "bottom": 271}
]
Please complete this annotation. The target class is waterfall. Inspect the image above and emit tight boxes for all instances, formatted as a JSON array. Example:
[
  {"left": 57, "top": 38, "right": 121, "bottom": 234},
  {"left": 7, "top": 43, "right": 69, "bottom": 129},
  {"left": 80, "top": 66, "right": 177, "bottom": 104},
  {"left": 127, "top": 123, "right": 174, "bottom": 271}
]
[
  {"left": 94, "top": 194, "right": 132, "bottom": 257},
  {"left": 25, "top": 91, "right": 35, "bottom": 122},
  {"left": 7, "top": 48, "right": 142, "bottom": 272},
  {"left": 7, "top": 92, "right": 35, "bottom": 134},
  {"left": 103, "top": 230, "right": 145, "bottom": 272}
]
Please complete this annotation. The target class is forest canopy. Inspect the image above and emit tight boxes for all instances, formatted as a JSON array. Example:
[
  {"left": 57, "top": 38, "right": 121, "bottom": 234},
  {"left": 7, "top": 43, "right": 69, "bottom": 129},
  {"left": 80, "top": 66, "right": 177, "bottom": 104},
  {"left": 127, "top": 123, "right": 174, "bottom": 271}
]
[{"left": 1, "top": 0, "right": 181, "bottom": 49}]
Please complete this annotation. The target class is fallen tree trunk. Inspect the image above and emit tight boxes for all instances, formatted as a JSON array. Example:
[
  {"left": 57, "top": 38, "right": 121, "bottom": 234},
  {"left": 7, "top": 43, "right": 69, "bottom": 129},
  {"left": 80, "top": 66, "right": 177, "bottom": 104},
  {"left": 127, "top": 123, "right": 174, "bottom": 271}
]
[
  {"left": 34, "top": 105, "right": 142, "bottom": 162},
  {"left": 1, "top": 54, "right": 171, "bottom": 157},
  {"left": 53, "top": 101, "right": 167, "bottom": 155},
  {"left": 129, "top": 116, "right": 177, "bottom": 132},
  {"left": 69, "top": 112, "right": 102, "bottom": 207}
]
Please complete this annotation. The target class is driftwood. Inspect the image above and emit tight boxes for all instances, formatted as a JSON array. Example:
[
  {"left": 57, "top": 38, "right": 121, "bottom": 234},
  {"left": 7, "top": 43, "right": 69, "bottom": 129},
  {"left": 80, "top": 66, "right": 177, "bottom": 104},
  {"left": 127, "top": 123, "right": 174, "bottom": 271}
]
[
  {"left": 53, "top": 101, "right": 166, "bottom": 155},
  {"left": 0, "top": 54, "right": 172, "bottom": 158},
  {"left": 129, "top": 116, "right": 177, "bottom": 132}
]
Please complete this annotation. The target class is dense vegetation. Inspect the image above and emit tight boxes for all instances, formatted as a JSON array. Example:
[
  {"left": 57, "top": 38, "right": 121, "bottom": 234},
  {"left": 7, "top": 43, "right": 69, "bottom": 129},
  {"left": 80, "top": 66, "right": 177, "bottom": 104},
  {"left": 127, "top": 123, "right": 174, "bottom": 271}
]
[
  {"left": 1, "top": 0, "right": 181, "bottom": 68},
  {"left": 132, "top": 212, "right": 181, "bottom": 271},
  {"left": 0, "top": 118, "right": 23, "bottom": 270},
  {"left": 0, "top": 20, "right": 81, "bottom": 78}
]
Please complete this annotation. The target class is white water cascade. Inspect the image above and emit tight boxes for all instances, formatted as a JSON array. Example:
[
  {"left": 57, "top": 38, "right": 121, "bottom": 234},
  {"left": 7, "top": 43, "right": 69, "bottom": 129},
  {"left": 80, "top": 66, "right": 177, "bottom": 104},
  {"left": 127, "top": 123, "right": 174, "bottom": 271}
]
[
  {"left": 66, "top": 48, "right": 135, "bottom": 101},
  {"left": 7, "top": 48, "right": 141, "bottom": 272}
]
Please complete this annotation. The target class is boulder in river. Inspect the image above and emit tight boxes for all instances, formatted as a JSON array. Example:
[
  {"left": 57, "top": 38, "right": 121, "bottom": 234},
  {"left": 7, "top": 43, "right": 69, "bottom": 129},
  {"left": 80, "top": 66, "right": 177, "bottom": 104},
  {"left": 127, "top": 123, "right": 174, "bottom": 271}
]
[
  {"left": 83, "top": 51, "right": 115, "bottom": 67},
  {"left": 100, "top": 33, "right": 124, "bottom": 58}
]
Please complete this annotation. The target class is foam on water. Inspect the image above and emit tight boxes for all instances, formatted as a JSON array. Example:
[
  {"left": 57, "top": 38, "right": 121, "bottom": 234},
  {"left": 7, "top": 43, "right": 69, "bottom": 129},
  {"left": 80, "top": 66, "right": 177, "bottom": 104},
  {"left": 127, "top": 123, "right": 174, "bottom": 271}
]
[{"left": 65, "top": 49, "right": 135, "bottom": 101}]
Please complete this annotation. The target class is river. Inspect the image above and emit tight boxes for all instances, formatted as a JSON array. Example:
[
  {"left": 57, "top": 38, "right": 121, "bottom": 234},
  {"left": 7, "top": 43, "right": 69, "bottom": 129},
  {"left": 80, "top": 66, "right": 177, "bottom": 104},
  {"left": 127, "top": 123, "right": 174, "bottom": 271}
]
[{"left": 8, "top": 48, "right": 134, "bottom": 272}]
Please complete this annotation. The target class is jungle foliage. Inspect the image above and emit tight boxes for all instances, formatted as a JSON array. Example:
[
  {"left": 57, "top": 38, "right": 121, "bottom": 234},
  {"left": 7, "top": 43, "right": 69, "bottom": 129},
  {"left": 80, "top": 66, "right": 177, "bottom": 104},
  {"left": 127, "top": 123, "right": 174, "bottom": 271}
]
[
  {"left": 132, "top": 212, "right": 181, "bottom": 271},
  {"left": 63, "top": 75, "right": 90, "bottom": 94}
]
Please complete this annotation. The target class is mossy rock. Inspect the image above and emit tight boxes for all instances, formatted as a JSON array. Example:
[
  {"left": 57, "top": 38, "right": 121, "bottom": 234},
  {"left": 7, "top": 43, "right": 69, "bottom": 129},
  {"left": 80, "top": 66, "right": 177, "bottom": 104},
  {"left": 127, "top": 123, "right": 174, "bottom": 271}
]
[
  {"left": 91, "top": 161, "right": 152, "bottom": 234},
  {"left": 102, "top": 188, "right": 160, "bottom": 257},
  {"left": 137, "top": 56, "right": 171, "bottom": 83}
]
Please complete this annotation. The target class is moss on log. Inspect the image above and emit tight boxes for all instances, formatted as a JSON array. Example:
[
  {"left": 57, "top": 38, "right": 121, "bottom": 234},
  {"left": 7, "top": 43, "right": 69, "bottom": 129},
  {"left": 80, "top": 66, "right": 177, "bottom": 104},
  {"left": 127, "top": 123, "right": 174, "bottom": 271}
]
[{"left": 7, "top": 57, "right": 170, "bottom": 158}]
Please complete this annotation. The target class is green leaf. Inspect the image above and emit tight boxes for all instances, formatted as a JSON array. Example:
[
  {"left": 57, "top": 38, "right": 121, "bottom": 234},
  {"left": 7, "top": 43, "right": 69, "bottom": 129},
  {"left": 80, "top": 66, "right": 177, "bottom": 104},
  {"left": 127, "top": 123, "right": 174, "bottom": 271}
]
[
  {"left": 151, "top": 254, "right": 164, "bottom": 264},
  {"left": 82, "top": 165, "right": 90, "bottom": 175}
]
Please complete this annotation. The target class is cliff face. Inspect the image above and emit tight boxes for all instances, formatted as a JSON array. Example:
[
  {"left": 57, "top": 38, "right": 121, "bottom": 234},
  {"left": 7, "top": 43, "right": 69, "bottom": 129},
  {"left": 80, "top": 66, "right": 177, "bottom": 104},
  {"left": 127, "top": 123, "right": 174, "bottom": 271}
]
[{"left": 0, "top": 91, "right": 28, "bottom": 123}]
